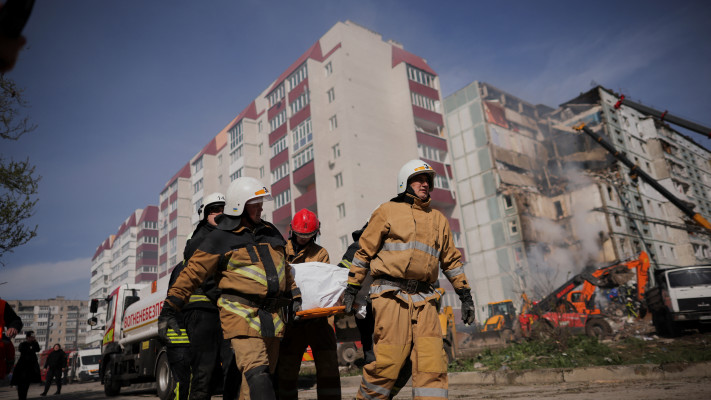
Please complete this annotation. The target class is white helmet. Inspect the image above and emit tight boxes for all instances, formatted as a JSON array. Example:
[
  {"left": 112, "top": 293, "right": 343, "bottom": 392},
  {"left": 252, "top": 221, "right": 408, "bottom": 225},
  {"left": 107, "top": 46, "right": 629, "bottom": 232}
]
[
  {"left": 224, "top": 177, "right": 273, "bottom": 216},
  {"left": 199, "top": 192, "right": 225, "bottom": 218},
  {"left": 397, "top": 159, "right": 436, "bottom": 194}
]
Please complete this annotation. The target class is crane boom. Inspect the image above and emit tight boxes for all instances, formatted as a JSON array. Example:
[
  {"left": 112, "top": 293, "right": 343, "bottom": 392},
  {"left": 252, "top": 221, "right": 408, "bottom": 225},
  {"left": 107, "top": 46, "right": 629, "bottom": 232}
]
[
  {"left": 614, "top": 95, "right": 711, "bottom": 138},
  {"left": 573, "top": 123, "right": 711, "bottom": 233}
]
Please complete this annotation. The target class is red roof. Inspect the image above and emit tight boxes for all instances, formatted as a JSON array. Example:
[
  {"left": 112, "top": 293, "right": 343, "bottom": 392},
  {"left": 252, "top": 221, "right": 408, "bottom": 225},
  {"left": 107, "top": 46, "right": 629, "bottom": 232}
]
[
  {"left": 137, "top": 205, "right": 159, "bottom": 224},
  {"left": 266, "top": 41, "right": 342, "bottom": 96},
  {"left": 163, "top": 162, "right": 191, "bottom": 192},
  {"left": 225, "top": 101, "right": 261, "bottom": 132},
  {"left": 391, "top": 45, "right": 436, "bottom": 75}
]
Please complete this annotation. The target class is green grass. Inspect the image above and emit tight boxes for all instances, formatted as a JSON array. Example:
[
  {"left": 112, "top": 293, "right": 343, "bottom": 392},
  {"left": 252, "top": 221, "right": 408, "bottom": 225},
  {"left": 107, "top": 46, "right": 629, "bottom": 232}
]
[{"left": 448, "top": 334, "right": 711, "bottom": 372}]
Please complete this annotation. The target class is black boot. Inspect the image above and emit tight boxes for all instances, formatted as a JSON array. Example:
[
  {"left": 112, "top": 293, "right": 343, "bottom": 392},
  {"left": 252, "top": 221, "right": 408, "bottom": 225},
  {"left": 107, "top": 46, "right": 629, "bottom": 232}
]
[{"left": 244, "top": 365, "right": 275, "bottom": 400}]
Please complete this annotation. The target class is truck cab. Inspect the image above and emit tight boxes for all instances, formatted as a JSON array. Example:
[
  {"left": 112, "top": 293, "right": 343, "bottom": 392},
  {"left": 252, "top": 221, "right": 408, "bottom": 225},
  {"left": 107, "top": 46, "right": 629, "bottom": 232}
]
[{"left": 647, "top": 265, "right": 711, "bottom": 336}]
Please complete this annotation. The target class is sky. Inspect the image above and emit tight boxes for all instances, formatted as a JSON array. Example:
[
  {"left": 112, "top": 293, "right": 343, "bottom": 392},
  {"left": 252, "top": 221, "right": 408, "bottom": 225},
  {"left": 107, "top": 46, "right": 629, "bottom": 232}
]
[{"left": 1, "top": 0, "right": 710, "bottom": 300}]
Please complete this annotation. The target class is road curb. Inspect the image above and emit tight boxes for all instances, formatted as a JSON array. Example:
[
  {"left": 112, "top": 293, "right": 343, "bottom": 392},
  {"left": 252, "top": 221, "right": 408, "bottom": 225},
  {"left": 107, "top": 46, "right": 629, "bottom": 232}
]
[{"left": 448, "top": 361, "right": 711, "bottom": 385}]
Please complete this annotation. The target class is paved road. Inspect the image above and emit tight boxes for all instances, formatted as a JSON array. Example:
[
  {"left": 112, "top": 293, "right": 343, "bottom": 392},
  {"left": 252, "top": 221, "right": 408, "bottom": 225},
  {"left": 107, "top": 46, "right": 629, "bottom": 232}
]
[{"left": 1, "top": 375, "right": 710, "bottom": 399}]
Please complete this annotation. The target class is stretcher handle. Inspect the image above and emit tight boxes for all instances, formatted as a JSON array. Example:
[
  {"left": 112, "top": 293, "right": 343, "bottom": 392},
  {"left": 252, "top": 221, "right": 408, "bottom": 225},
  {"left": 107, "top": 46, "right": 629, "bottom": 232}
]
[{"left": 295, "top": 306, "right": 346, "bottom": 320}]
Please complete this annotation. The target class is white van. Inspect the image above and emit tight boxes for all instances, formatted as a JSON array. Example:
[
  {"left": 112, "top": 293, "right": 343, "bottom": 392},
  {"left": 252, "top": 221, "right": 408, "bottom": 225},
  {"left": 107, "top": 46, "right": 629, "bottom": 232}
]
[{"left": 69, "top": 348, "right": 101, "bottom": 383}]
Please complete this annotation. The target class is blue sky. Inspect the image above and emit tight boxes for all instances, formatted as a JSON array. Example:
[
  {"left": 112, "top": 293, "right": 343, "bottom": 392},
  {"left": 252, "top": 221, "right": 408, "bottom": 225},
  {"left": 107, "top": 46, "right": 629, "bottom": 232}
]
[{"left": 2, "top": 0, "right": 710, "bottom": 300}]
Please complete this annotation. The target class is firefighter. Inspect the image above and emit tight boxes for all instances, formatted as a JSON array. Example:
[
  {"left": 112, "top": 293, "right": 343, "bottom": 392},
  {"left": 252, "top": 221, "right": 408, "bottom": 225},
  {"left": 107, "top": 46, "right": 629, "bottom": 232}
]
[
  {"left": 159, "top": 177, "right": 301, "bottom": 400},
  {"left": 343, "top": 159, "right": 476, "bottom": 400},
  {"left": 164, "top": 262, "right": 191, "bottom": 400},
  {"left": 337, "top": 223, "right": 412, "bottom": 399},
  {"left": 276, "top": 209, "right": 340, "bottom": 400},
  {"left": 166, "top": 192, "right": 239, "bottom": 400}
]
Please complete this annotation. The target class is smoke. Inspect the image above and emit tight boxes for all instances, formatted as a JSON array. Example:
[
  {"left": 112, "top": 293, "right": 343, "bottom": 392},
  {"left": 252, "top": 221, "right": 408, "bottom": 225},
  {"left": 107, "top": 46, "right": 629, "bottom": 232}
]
[{"left": 523, "top": 167, "right": 606, "bottom": 298}]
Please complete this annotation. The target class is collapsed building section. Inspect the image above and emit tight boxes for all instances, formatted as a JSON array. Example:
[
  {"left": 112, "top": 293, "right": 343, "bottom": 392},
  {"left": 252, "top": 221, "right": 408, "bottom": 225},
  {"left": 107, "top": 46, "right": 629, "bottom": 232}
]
[{"left": 444, "top": 82, "right": 711, "bottom": 315}]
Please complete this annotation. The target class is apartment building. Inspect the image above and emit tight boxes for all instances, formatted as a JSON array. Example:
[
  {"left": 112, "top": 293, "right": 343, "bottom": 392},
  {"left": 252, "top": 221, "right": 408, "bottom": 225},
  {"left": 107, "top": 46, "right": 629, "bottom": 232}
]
[
  {"left": 87, "top": 205, "right": 159, "bottom": 346},
  {"left": 6, "top": 297, "right": 90, "bottom": 351},
  {"left": 154, "top": 20, "right": 467, "bottom": 309},
  {"left": 444, "top": 82, "right": 711, "bottom": 314}
]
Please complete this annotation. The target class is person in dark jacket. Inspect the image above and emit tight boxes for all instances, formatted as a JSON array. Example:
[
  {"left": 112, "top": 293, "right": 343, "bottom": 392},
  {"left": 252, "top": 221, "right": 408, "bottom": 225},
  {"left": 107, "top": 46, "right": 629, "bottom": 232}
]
[
  {"left": 40, "top": 344, "right": 66, "bottom": 396},
  {"left": 11, "top": 331, "right": 41, "bottom": 400},
  {"left": 166, "top": 192, "right": 240, "bottom": 400},
  {"left": 0, "top": 298, "right": 22, "bottom": 380}
]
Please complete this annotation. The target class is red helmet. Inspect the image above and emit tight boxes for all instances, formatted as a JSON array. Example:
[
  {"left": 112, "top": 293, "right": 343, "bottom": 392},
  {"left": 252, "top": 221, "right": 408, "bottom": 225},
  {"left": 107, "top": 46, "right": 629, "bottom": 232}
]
[{"left": 290, "top": 209, "right": 320, "bottom": 238}]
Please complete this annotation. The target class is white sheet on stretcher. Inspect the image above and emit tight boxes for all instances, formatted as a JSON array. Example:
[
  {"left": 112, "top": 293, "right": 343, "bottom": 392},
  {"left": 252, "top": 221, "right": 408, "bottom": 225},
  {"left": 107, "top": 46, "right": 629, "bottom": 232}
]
[{"left": 290, "top": 262, "right": 370, "bottom": 318}]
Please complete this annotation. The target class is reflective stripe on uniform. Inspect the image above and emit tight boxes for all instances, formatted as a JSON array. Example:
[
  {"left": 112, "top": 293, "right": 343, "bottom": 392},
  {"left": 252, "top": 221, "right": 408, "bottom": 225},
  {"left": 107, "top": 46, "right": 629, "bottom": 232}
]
[
  {"left": 340, "top": 259, "right": 353, "bottom": 269},
  {"left": 188, "top": 294, "right": 210, "bottom": 303},
  {"left": 166, "top": 329, "right": 190, "bottom": 344},
  {"left": 443, "top": 266, "right": 464, "bottom": 280},
  {"left": 358, "top": 376, "right": 390, "bottom": 399},
  {"left": 228, "top": 261, "right": 268, "bottom": 286},
  {"left": 218, "top": 297, "right": 262, "bottom": 333},
  {"left": 381, "top": 241, "right": 440, "bottom": 259},
  {"left": 412, "top": 387, "right": 448, "bottom": 399},
  {"left": 218, "top": 296, "right": 285, "bottom": 336},
  {"left": 352, "top": 257, "right": 369, "bottom": 269}
]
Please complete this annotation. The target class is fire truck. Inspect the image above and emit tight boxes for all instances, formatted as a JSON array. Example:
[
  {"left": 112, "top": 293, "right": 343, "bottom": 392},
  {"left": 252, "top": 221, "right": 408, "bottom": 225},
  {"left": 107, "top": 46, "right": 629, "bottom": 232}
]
[{"left": 88, "top": 277, "right": 173, "bottom": 398}]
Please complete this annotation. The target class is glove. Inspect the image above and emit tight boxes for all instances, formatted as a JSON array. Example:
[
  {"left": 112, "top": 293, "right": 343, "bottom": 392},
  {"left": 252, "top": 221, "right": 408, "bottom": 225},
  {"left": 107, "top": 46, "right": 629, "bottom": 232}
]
[
  {"left": 291, "top": 297, "right": 303, "bottom": 322},
  {"left": 343, "top": 284, "right": 360, "bottom": 315},
  {"left": 456, "top": 288, "right": 476, "bottom": 325},
  {"left": 158, "top": 301, "right": 182, "bottom": 343}
]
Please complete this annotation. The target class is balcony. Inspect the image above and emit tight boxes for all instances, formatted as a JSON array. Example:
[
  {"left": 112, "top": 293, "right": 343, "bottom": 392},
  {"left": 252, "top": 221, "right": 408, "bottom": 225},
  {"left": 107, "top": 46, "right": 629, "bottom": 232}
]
[
  {"left": 294, "top": 186, "right": 317, "bottom": 212},
  {"left": 293, "top": 160, "right": 315, "bottom": 188},
  {"left": 412, "top": 105, "right": 444, "bottom": 129},
  {"left": 272, "top": 203, "right": 292, "bottom": 225}
]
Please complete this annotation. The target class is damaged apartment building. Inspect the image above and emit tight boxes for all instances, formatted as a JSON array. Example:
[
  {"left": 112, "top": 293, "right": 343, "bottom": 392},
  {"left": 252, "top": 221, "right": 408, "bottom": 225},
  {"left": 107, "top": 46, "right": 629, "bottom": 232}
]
[{"left": 444, "top": 82, "right": 711, "bottom": 314}]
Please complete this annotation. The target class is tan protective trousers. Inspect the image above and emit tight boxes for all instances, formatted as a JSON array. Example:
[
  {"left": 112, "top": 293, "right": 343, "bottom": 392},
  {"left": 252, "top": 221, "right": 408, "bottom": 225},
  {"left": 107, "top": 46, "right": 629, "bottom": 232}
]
[
  {"left": 231, "top": 336, "right": 280, "bottom": 400},
  {"left": 357, "top": 292, "right": 448, "bottom": 400}
]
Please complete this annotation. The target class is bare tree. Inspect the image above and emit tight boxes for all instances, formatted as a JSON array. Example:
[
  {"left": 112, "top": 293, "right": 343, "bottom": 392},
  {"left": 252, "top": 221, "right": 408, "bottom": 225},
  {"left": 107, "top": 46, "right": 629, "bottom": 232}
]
[{"left": 0, "top": 75, "right": 39, "bottom": 265}]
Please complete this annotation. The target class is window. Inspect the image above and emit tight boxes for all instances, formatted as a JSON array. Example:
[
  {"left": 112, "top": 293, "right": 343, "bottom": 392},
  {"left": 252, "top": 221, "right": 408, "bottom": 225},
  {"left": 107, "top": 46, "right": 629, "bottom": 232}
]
[
  {"left": 143, "top": 221, "right": 157, "bottom": 229},
  {"left": 503, "top": 195, "right": 513, "bottom": 209},
  {"left": 332, "top": 143, "right": 341, "bottom": 159},
  {"left": 339, "top": 235, "right": 348, "bottom": 251},
  {"left": 258, "top": 143, "right": 263, "bottom": 155},
  {"left": 271, "top": 135, "right": 288, "bottom": 157},
  {"left": 229, "top": 121, "right": 243, "bottom": 150},
  {"left": 508, "top": 219, "right": 518, "bottom": 235},
  {"left": 417, "top": 143, "right": 446, "bottom": 162},
  {"left": 337, "top": 203, "right": 346, "bottom": 219},
  {"left": 292, "top": 118, "right": 313, "bottom": 153},
  {"left": 329, "top": 115, "right": 337, "bottom": 131},
  {"left": 271, "top": 162, "right": 289, "bottom": 183},
  {"left": 143, "top": 236, "right": 157, "bottom": 244},
  {"left": 269, "top": 110, "right": 286, "bottom": 132},
  {"left": 218, "top": 154, "right": 222, "bottom": 165},
  {"left": 258, "top": 121, "right": 263, "bottom": 132},
  {"left": 290, "top": 90, "right": 310, "bottom": 114},
  {"left": 259, "top": 166, "right": 265, "bottom": 179},
  {"left": 274, "top": 189, "right": 291, "bottom": 209},
  {"left": 335, "top": 173, "right": 343, "bottom": 188},
  {"left": 327, "top": 87, "right": 335, "bottom": 103},
  {"left": 218, "top": 174, "right": 222, "bottom": 185},
  {"left": 554, "top": 200, "right": 564, "bottom": 219},
  {"left": 411, "top": 92, "right": 437, "bottom": 111},
  {"left": 434, "top": 175, "right": 449, "bottom": 190},
  {"left": 192, "top": 156, "right": 203, "bottom": 173},
  {"left": 230, "top": 145, "right": 243, "bottom": 163},
  {"left": 324, "top": 61, "right": 332, "bottom": 76},
  {"left": 193, "top": 178, "right": 203, "bottom": 194},
  {"left": 230, "top": 168, "right": 243, "bottom": 182},
  {"left": 293, "top": 145, "right": 314, "bottom": 170},
  {"left": 288, "top": 63, "right": 308, "bottom": 89},
  {"left": 407, "top": 64, "right": 435, "bottom": 88},
  {"left": 170, "top": 218, "right": 177, "bottom": 230},
  {"left": 169, "top": 237, "right": 177, "bottom": 254},
  {"left": 267, "top": 83, "right": 285, "bottom": 107}
]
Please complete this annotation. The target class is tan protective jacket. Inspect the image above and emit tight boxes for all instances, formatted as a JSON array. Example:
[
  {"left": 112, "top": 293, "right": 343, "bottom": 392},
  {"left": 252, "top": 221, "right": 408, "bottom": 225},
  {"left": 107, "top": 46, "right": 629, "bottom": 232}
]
[
  {"left": 285, "top": 240, "right": 330, "bottom": 264},
  {"left": 347, "top": 193, "right": 470, "bottom": 303},
  {"left": 167, "top": 220, "right": 299, "bottom": 339}
]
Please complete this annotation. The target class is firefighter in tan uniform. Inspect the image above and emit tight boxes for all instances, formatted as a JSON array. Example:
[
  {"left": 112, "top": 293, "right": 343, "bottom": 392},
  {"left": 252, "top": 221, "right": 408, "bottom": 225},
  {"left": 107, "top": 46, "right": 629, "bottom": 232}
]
[
  {"left": 343, "top": 159, "right": 476, "bottom": 400},
  {"left": 276, "top": 209, "right": 341, "bottom": 399},
  {"left": 159, "top": 177, "right": 302, "bottom": 400}
]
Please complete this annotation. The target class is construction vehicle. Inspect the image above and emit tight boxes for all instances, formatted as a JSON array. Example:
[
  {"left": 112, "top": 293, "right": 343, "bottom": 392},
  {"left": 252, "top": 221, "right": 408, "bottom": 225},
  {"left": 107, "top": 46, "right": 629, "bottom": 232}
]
[
  {"left": 518, "top": 252, "right": 650, "bottom": 339},
  {"left": 87, "top": 277, "right": 174, "bottom": 398},
  {"left": 481, "top": 300, "right": 516, "bottom": 333}
]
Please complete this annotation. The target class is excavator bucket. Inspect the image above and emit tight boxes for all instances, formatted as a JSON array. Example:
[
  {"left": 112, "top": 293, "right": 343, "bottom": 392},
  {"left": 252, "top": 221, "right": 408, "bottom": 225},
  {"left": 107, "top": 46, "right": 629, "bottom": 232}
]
[{"left": 455, "top": 327, "right": 511, "bottom": 356}]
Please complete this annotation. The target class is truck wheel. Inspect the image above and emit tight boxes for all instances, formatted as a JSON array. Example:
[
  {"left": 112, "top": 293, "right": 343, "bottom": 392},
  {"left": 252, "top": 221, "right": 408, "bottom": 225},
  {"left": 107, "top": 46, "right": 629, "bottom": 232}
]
[
  {"left": 663, "top": 311, "right": 681, "bottom": 338},
  {"left": 585, "top": 318, "right": 611, "bottom": 339},
  {"left": 337, "top": 343, "right": 358, "bottom": 366},
  {"left": 652, "top": 310, "right": 668, "bottom": 336},
  {"left": 156, "top": 352, "right": 175, "bottom": 400},
  {"left": 103, "top": 359, "right": 121, "bottom": 397}
]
